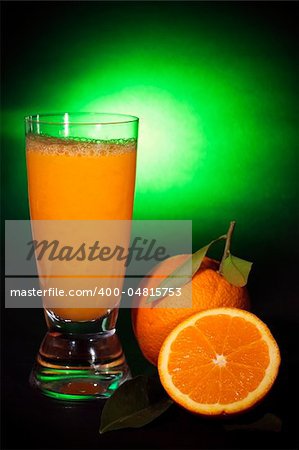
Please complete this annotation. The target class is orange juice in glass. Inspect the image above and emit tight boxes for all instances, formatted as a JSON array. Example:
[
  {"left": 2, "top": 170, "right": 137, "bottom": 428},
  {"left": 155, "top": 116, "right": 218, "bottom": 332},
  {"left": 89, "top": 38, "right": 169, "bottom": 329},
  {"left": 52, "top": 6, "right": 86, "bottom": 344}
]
[{"left": 26, "top": 113, "right": 138, "bottom": 399}]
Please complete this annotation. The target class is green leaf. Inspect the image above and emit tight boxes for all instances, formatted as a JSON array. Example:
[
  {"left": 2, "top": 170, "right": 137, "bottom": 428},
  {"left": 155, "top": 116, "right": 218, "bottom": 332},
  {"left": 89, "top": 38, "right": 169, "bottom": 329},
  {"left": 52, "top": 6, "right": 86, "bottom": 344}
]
[
  {"left": 221, "top": 253, "right": 253, "bottom": 287},
  {"left": 99, "top": 375, "right": 173, "bottom": 434},
  {"left": 147, "top": 236, "right": 225, "bottom": 303},
  {"left": 223, "top": 413, "right": 282, "bottom": 432}
]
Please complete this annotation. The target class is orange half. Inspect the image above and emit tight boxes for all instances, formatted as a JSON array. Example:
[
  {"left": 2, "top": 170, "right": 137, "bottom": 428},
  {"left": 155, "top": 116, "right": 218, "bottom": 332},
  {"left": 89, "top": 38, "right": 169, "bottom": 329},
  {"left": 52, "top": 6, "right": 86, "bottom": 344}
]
[{"left": 158, "top": 308, "right": 280, "bottom": 415}]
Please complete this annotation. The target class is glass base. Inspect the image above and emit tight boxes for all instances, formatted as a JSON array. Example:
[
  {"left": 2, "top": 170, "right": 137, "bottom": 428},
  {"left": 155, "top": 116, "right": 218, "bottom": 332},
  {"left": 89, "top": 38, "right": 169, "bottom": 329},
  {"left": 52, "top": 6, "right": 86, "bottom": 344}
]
[{"left": 30, "top": 330, "right": 130, "bottom": 400}]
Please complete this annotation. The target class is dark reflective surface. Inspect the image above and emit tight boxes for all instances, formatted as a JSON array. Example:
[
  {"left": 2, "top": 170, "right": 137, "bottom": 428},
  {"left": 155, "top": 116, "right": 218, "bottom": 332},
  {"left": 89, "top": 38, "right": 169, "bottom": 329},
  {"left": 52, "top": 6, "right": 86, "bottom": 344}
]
[{"left": 2, "top": 305, "right": 298, "bottom": 450}]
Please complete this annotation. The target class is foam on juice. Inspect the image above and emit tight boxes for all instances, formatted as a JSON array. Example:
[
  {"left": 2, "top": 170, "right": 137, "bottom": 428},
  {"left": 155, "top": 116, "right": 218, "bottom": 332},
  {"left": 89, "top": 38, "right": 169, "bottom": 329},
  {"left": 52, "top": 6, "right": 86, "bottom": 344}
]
[{"left": 26, "top": 134, "right": 137, "bottom": 157}]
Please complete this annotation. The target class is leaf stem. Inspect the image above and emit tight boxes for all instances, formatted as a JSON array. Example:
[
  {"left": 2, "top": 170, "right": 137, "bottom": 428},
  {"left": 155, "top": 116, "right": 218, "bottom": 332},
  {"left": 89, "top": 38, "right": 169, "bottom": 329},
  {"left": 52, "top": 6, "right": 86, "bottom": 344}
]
[{"left": 219, "top": 221, "right": 236, "bottom": 274}]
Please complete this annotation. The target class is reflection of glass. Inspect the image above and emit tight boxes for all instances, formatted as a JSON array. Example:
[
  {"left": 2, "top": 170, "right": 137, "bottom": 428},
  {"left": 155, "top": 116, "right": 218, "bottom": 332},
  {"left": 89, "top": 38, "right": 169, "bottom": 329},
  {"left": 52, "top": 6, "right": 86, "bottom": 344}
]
[{"left": 26, "top": 113, "right": 138, "bottom": 399}]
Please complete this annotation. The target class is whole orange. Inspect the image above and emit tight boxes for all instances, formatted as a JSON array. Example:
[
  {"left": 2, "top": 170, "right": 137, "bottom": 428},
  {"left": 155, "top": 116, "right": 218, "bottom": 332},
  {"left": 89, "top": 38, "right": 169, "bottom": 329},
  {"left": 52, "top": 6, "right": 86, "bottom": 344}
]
[{"left": 131, "top": 255, "right": 250, "bottom": 366}]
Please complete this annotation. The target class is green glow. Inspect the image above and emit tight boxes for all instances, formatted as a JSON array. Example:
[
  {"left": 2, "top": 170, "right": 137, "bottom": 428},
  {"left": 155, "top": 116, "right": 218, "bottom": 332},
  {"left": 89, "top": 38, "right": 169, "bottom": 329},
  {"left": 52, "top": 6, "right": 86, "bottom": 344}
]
[
  {"left": 36, "top": 369, "right": 89, "bottom": 382},
  {"left": 2, "top": 3, "right": 297, "bottom": 251},
  {"left": 36, "top": 370, "right": 121, "bottom": 400},
  {"left": 41, "top": 389, "right": 99, "bottom": 401}
]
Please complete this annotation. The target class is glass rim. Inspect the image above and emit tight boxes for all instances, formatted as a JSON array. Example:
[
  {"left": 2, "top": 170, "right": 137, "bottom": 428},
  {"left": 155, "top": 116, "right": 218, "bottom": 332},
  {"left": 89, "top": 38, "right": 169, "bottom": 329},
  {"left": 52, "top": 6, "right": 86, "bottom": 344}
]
[{"left": 24, "top": 112, "right": 139, "bottom": 126}]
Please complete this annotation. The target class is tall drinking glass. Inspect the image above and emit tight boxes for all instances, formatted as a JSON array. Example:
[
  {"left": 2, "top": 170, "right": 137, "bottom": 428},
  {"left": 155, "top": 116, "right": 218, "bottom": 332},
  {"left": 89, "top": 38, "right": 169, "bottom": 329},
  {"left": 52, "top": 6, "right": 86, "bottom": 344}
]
[{"left": 25, "top": 113, "right": 138, "bottom": 400}]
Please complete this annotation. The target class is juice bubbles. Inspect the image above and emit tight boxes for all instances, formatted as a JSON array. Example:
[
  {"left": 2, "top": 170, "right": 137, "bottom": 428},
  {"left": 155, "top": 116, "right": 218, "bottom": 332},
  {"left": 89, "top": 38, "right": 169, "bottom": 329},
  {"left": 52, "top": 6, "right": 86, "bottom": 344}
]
[{"left": 26, "top": 135, "right": 137, "bottom": 321}]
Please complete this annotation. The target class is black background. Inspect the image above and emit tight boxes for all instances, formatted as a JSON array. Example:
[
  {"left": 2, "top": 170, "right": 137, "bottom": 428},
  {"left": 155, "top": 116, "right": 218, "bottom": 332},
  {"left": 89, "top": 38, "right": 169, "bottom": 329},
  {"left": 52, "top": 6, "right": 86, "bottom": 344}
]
[{"left": 1, "top": 2, "right": 299, "bottom": 450}]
